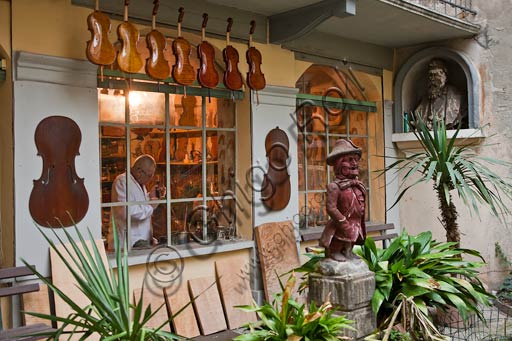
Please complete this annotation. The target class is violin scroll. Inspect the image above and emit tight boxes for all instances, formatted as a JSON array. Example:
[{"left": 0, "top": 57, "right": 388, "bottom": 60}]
[
  {"left": 223, "top": 17, "right": 243, "bottom": 90},
  {"left": 172, "top": 7, "right": 196, "bottom": 85},
  {"left": 246, "top": 20, "right": 266, "bottom": 91},
  {"left": 197, "top": 12, "right": 219, "bottom": 88}
]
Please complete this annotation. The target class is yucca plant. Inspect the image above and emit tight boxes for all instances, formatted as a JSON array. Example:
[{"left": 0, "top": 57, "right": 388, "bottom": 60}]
[
  {"left": 383, "top": 115, "right": 512, "bottom": 246},
  {"left": 234, "top": 274, "right": 354, "bottom": 341},
  {"left": 21, "top": 224, "right": 182, "bottom": 340},
  {"left": 354, "top": 231, "right": 493, "bottom": 324}
]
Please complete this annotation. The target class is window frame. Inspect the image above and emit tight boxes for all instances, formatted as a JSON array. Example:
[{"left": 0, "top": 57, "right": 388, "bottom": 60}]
[{"left": 98, "top": 75, "right": 242, "bottom": 251}]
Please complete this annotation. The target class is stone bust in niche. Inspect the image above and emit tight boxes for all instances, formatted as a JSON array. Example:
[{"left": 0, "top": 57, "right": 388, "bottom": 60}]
[{"left": 414, "top": 59, "right": 467, "bottom": 129}]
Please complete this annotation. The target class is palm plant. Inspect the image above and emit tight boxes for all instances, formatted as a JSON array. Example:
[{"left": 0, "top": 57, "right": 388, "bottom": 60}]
[
  {"left": 383, "top": 115, "right": 512, "bottom": 246},
  {"left": 354, "top": 231, "right": 493, "bottom": 324},
  {"left": 22, "top": 225, "right": 182, "bottom": 340}
]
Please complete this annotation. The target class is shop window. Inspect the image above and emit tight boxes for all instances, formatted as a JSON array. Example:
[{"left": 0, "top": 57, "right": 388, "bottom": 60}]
[
  {"left": 99, "top": 90, "right": 237, "bottom": 250},
  {"left": 295, "top": 65, "right": 385, "bottom": 230}
]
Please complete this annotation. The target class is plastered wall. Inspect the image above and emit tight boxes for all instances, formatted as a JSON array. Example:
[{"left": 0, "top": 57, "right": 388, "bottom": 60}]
[{"left": 393, "top": 2, "right": 512, "bottom": 289}]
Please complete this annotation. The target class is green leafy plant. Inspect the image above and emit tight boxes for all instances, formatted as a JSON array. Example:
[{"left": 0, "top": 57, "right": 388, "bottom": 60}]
[
  {"left": 382, "top": 115, "right": 512, "bottom": 246},
  {"left": 234, "top": 274, "right": 354, "bottom": 341},
  {"left": 22, "top": 225, "right": 182, "bottom": 340},
  {"left": 354, "top": 231, "right": 493, "bottom": 323}
]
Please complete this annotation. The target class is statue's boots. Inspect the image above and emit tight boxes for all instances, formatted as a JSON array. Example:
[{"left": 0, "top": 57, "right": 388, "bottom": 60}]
[{"left": 327, "top": 239, "right": 352, "bottom": 262}]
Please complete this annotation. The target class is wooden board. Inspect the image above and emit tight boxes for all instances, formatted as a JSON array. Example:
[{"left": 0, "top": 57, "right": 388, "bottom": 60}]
[
  {"left": 50, "top": 239, "right": 108, "bottom": 340},
  {"left": 255, "top": 221, "right": 300, "bottom": 302},
  {"left": 215, "top": 259, "right": 257, "bottom": 329},
  {"left": 188, "top": 276, "right": 227, "bottom": 335},
  {"left": 21, "top": 283, "right": 52, "bottom": 326},
  {"left": 164, "top": 285, "right": 200, "bottom": 338},
  {"left": 133, "top": 288, "right": 171, "bottom": 332}
]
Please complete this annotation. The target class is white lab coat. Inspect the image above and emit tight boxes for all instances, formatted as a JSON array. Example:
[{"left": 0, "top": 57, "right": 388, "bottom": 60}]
[{"left": 108, "top": 172, "right": 154, "bottom": 248}]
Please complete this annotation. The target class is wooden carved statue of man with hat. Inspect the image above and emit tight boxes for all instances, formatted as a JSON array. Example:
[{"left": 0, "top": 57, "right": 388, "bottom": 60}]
[{"left": 320, "top": 139, "right": 366, "bottom": 262}]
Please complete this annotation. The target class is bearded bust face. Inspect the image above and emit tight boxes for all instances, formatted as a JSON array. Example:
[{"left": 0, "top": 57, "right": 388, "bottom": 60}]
[{"left": 334, "top": 153, "right": 360, "bottom": 179}]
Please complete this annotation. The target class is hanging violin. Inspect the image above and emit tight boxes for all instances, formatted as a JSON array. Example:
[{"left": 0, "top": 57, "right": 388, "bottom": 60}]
[
  {"left": 172, "top": 7, "right": 196, "bottom": 86},
  {"left": 223, "top": 18, "right": 243, "bottom": 91},
  {"left": 86, "top": 0, "right": 116, "bottom": 67},
  {"left": 246, "top": 20, "right": 265, "bottom": 91},
  {"left": 197, "top": 13, "right": 219, "bottom": 89},
  {"left": 117, "top": 0, "right": 143, "bottom": 73},
  {"left": 29, "top": 116, "right": 89, "bottom": 227},
  {"left": 146, "top": 0, "right": 170, "bottom": 80}
]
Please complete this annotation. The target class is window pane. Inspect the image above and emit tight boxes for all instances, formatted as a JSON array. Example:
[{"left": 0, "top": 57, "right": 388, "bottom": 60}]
[
  {"left": 171, "top": 95, "right": 202, "bottom": 128},
  {"left": 350, "top": 137, "right": 369, "bottom": 188},
  {"left": 128, "top": 91, "right": 165, "bottom": 125},
  {"left": 170, "top": 130, "right": 202, "bottom": 199},
  {"left": 206, "top": 97, "right": 235, "bottom": 128},
  {"left": 210, "top": 131, "right": 235, "bottom": 196},
  {"left": 306, "top": 134, "right": 327, "bottom": 190},
  {"left": 349, "top": 111, "right": 367, "bottom": 136},
  {"left": 99, "top": 89, "right": 125, "bottom": 123},
  {"left": 298, "top": 133, "right": 305, "bottom": 191},
  {"left": 298, "top": 193, "right": 307, "bottom": 229},
  {"left": 307, "top": 192, "right": 328, "bottom": 228},
  {"left": 100, "top": 126, "right": 127, "bottom": 204},
  {"left": 208, "top": 198, "right": 236, "bottom": 240}
]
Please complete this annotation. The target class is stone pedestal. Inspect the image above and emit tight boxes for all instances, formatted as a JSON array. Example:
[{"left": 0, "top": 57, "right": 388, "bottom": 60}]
[{"left": 308, "top": 258, "right": 376, "bottom": 340}]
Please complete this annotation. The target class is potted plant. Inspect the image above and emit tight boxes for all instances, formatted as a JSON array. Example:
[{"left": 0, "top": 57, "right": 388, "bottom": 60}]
[
  {"left": 22, "top": 225, "right": 183, "bottom": 340},
  {"left": 382, "top": 115, "right": 512, "bottom": 247},
  {"left": 234, "top": 274, "right": 355, "bottom": 341}
]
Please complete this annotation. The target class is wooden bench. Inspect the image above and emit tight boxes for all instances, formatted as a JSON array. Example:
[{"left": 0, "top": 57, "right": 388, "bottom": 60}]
[
  {"left": 300, "top": 222, "right": 398, "bottom": 248},
  {"left": 0, "top": 266, "right": 55, "bottom": 340}
]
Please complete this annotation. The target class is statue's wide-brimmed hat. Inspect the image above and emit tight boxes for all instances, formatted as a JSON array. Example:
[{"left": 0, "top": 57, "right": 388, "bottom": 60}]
[{"left": 326, "top": 139, "right": 361, "bottom": 165}]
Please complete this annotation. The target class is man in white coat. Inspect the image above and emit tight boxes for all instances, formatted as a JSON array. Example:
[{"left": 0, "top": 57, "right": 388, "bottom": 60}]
[{"left": 109, "top": 154, "right": 166, "bottom": 249}]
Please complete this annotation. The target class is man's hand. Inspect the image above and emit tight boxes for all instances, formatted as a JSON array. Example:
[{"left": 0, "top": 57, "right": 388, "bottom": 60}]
[{"left": 149, "top": 185, "right": 167, "bottom": 200}]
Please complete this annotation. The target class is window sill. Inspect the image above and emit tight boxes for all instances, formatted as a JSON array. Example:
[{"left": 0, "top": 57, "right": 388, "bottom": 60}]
[
  {"left": 107, "top": 239, "right": 255, "bottom": 267},
  {"left": 392, "top": 128, "right": 486, "bottom": 151}
]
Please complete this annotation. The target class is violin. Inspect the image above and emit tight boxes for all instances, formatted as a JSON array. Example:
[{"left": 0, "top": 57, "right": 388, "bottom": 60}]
[
  {"left": 246, "top": 20, "right": 265, "bottom": 91},
  {"left": 146, "top": 0, "right": 170, "bottom": 80},
  {"left": 222, "top": 18, "right": 243, "bottom": 91},
  {"left": 117, "top": 0, "right": 143, "bottom": 73},
  {"left": 86, "top": 0, "right": 116, "bottom": 66},
  {"left": 172, "top": 7, "right": 195, "bottom": 86},
  {"left": 197, "top": 13, "right": 219, "bottom": 89},
  {"left": 29, "top": 116, "right": 89, "bottom": 227}
]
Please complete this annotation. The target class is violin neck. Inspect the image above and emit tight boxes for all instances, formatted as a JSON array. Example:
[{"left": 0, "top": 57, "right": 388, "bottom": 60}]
[
  {"left": 123, "top": 4, "right": 128, "bottom": 21},
  {"left": 226, "top": 32, "right": 230, "bottom": 46},
  {"left": 178, "top": 22, "right": 181, "bottom": 37},
  {"left": 202, "top": 27, "right": 205, "bottom": 41},
  {"left": 95, "top": 0, "right": 99, "bottom": 11},
  {"left": 249, "top": 35, "right": 253, "bottom": 47},
  {"left": 152, "top": 14, "right": 156, "bottom": 30}
]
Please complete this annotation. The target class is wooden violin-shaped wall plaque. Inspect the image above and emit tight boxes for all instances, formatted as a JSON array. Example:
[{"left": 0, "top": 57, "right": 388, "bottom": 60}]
[
  {"left": 172, "top": 7, "right": 196, "bottom": 86},
  {"left": 261, "top": 127, "right": 290, "bottom": 211},
  {"left": 246, "top": 20, "right": 266, "bottom": 91},
  {"left": 146, "top": 0, "right": 170, "bottom": 80},
  {"left": 117, "top": 0, "right": 143, "bottom": 73},
  {"left": 86, "top": 0, "right": 116, "bottom": 66},
  {"left": 222, "top": 18, "right": 243, "bottom": 91},
  {"left": 29, "top": 116, "right": 89, "bottom": 227},
  {"left": 197, "top": 13, "right": 219, "bottom": 89}
]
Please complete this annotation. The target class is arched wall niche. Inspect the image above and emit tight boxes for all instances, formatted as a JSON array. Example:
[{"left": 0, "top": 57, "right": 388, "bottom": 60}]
[{"left": 393, "top": 47, "right": 480, "bottom": 133}]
